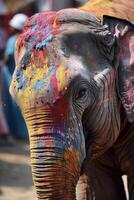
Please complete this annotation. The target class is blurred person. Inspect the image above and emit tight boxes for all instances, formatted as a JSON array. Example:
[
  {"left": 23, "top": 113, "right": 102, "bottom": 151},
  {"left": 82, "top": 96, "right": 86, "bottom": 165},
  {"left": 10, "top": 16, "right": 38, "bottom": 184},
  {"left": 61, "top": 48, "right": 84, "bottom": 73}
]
[
  {"left": 0, "top": 67, "right": 13, "bottom": 145},
  {"left": 3, "top": 13, "right": 28, "bottom": 139},
  {"left": 4, "top": 14, "right": 28, "bottom": 74},
  {"left": 0, "top": 20, "right": 13, "bottom": 145}
]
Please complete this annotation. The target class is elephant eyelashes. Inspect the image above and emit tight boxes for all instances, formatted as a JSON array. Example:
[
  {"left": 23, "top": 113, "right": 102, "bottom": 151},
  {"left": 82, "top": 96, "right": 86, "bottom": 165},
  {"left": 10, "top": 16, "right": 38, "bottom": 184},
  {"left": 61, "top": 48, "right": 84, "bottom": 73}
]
[
  {"left": 75, "top": 88, "right": 88, "bottom": 101},
  {"left": 72, "top": 78, "right": 91, "bottom": 104}
]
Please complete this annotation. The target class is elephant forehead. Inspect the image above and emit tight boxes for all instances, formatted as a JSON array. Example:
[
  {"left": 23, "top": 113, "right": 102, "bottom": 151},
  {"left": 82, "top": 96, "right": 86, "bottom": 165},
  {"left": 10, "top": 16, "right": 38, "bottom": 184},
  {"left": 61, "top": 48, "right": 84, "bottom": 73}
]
[{"left": 10, "top": 47, "right": 87, "bottom": 110}]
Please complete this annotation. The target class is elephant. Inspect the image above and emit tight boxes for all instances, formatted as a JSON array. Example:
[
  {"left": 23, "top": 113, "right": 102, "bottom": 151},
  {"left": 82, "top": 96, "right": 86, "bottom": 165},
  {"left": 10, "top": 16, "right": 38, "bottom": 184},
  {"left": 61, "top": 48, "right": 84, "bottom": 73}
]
[{"left": 9, "top": 3, "right": 134, "bottom": 200}]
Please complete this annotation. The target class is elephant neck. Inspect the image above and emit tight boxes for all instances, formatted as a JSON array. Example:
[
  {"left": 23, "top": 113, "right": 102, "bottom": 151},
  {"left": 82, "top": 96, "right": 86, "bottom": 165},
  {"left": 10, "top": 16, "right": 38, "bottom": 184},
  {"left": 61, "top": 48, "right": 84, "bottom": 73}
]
[
  {"left": 84, "top": 68, "right": 121, "bottom": 158},
  {"left": 114, "top": 104, "right": 134, "bottom": 147}
]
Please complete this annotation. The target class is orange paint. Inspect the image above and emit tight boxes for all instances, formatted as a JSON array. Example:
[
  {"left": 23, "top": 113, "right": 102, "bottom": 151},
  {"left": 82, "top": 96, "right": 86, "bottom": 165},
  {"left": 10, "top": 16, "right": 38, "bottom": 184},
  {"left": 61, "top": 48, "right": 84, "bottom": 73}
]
[{"left": 82, "top": 0, "right": 134, "bottom": 23}]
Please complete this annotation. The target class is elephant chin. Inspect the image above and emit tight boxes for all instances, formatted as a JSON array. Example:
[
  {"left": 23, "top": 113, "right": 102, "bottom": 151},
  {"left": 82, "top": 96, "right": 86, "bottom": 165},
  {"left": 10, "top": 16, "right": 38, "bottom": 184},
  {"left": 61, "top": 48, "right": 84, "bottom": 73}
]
[{"left": 29, "top": 131, "right": 81, "bottom": 200}]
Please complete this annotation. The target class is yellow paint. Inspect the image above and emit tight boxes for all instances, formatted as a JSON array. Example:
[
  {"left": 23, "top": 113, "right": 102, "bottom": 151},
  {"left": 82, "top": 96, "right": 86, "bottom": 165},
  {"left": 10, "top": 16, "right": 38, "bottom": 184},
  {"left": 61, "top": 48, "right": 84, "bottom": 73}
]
[
  {"left": 38, "top": 127, "right": 45, "bottom": 134},
  {"left": 56, "top": 63, "right": 71, "bottom": 92},
  {"left": 24, "top": 65, "right": 44, "bottom": 83},
  {"left": 10, "top": 62, "right": 51, "bottom": 112},
  {"left": 43, "top": 64, "right": 48, "bottom": 74},
  {"left": 9, "top": 79, "right": 18, "bottom": 99},
  {"left": 56, "top": 64, "right": 66, "bottom": 91}
]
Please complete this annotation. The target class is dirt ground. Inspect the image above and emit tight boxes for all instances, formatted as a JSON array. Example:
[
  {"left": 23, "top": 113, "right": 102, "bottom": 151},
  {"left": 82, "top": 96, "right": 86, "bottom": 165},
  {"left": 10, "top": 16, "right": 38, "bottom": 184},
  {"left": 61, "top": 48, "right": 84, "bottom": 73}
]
[
  {"left": 0, "top": 141, "right": 36, "bottom": 200},
  {"left": 0, "top": 141, "right": 128, "bottom": 200}
]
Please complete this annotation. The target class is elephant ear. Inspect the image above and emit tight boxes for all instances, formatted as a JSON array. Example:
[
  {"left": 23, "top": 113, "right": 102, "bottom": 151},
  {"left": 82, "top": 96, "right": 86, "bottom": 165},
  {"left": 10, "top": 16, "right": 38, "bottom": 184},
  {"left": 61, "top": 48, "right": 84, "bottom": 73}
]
[{"left": 103, "top": 16, "right": 134, "bottom": 122}]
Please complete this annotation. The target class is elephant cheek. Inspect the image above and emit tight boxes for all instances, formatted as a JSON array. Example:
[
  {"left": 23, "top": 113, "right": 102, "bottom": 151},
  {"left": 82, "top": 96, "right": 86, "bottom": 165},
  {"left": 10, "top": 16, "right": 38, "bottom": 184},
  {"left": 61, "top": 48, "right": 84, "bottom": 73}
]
[{"left": 29, "top": 132, "right": 81, "bottom": 200}]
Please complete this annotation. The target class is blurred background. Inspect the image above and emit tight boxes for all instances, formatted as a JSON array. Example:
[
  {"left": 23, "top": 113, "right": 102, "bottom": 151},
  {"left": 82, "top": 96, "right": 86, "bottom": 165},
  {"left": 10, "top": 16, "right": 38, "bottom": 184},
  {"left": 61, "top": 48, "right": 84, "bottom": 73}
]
[{"left": 0, "top": 0, "right": 88, "bottom": 199}]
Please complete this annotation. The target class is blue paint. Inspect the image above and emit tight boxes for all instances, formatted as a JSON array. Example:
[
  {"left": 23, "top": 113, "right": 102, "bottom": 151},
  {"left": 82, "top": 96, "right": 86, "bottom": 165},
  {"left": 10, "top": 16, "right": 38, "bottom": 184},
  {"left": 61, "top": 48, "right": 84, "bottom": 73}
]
[
  {"left": 36, "top": 34, "right": 53, "bottom": 50},
  {"left": 17, "top": 76, "right": 29, "bottom": 90},
  {"left": 17, "top": 80, "right": 24, "bottom": 89},
  {"left": 33, "top": 79, "right": 45, "bottom": 90},
  {"left": 31, "top": 24, "right": 37, "bottom": 32},
  {"left": 15, "top": 70, "right": 23, "bottom": 80}
]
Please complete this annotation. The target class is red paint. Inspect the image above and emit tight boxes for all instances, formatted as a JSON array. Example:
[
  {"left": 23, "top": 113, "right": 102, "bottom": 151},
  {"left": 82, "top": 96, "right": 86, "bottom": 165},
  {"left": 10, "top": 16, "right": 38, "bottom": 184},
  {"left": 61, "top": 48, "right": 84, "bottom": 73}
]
[{"left": 17, "top": 11, "right": 62, "bottom": 51}]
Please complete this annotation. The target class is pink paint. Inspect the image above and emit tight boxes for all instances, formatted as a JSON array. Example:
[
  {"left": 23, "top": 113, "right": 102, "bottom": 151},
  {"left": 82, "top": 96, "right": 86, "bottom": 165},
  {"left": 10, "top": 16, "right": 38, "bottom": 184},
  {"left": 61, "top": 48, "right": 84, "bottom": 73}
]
[
  {"left": 50, "top": 74, "right": 62, "bottom": 102},
  {"left": 59, "top": 131, "right": 65, "bottom": 137},
  {"left": 125, "top": 89, "right": 134, "bottom": 102},
  {"left": 129, "top": 34, "right": 134, "bottom": 66},
  {"left": 50, "top": 74, "right": 58, "bottom": 90}
]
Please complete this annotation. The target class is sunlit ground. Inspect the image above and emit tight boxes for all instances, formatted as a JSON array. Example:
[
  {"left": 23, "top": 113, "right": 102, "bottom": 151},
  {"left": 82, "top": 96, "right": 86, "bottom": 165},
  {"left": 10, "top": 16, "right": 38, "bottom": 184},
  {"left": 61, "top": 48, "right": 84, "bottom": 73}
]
[{"left": 0, "top": 141, "right": 36, "bottom": 200}]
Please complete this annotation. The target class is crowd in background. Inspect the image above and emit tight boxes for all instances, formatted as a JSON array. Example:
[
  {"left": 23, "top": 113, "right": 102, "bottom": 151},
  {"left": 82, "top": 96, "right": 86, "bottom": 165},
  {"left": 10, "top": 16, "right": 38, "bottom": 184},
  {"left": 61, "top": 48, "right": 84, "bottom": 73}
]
[{"left": 0, "top": 0, "right": 88, "bottom": 145}]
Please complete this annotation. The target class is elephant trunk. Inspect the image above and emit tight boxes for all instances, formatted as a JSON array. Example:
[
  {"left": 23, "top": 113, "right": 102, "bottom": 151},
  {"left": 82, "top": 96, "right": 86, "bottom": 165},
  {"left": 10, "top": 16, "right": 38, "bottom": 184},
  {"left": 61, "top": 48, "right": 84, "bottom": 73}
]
[
  {"left": 29, "top": 127, "right": 81, "bottom": 199},
  {"left": 22, "top": 103, "right": 84, "bottom": 199},
  {"left": 30, "top": 134, "right": 80, "bottom": 199}
]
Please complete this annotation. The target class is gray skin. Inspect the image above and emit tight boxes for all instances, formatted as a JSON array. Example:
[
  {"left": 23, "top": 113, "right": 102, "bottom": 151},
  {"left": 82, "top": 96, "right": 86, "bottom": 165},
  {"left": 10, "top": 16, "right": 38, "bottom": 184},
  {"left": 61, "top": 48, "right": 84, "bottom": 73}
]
[{"left": 10, "top": 9, "right": 134, "bottom": 200}]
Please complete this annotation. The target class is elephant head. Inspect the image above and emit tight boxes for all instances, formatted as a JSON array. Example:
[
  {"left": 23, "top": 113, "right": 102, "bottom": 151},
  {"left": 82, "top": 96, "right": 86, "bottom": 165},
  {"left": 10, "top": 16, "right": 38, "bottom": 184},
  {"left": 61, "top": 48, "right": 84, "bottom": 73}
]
[{"left": 10, "top": 9, "right": 134, "bottom": 200}]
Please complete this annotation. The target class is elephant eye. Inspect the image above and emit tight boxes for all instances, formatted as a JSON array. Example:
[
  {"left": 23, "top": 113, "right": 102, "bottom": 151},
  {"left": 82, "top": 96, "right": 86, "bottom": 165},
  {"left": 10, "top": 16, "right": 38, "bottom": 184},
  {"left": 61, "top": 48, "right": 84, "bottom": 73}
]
[{"left": 76, "top": 88, "right": 87, "bottom": 100}]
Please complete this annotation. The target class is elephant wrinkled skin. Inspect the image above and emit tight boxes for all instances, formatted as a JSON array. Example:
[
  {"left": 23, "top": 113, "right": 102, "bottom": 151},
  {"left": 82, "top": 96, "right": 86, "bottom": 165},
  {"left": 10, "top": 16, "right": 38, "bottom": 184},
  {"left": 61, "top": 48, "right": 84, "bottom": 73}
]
[{"left": 10, "top": 3, "right": 134, "bottom": 200}]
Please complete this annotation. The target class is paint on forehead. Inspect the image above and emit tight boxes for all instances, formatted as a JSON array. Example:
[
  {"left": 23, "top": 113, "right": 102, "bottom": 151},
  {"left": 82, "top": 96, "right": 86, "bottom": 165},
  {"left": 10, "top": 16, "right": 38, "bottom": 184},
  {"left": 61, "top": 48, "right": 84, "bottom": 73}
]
[
  {"left": 11, "top": 58, "right": 69, "bottom": 107},
  {"left": 11, "top": 12, "right": 62, "bottom": 91},
  {"left": 56, "top": 64, "right": 66, "bottom": 88},
  {"left": 50, "top": 74, "right": 58, "bottom": 90},
  {"left": 36, "top": 34, "right": 53, "bottom": 50},
  {"left": 17, "top": 11, "right": 62, "bottom": 51}
]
